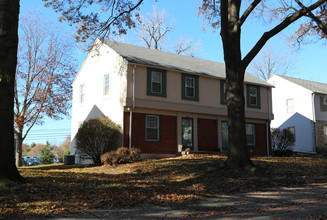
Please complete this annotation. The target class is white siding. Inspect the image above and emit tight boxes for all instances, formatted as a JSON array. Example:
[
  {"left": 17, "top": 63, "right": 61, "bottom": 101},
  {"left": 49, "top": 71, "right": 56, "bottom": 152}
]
[
  {"left": 268, "top": 75, "right": 314, "bottom": 152},
  {"left": 70, "top": 42, "right": 128, "bottom": 155}
]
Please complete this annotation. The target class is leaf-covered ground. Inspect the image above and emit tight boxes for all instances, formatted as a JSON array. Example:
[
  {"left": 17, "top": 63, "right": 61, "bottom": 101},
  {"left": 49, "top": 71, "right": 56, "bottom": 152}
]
[{"left": 1, "top": 155, "right": 327, "bottom": 218}]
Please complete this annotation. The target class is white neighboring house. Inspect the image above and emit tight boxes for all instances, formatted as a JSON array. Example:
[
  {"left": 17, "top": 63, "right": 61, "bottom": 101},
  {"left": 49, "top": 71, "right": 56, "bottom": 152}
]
[{"left": 267, "top": 74, "right": 327, "bottom": 153}]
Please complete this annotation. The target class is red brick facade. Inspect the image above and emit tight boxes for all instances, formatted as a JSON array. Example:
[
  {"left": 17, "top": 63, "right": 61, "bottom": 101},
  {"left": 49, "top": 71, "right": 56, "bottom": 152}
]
[
  {"left": 124, "top": 112, "right": 177, "bottom": 154},
  {"left": 124, "top": 112, "right": 270, "bottom": 155}
]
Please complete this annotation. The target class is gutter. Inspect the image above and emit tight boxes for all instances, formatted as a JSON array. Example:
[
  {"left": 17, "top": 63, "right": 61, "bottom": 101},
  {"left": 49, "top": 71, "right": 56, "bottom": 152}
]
[
  {"left": 129, "top": 64, "right": 136, "bottom": 149},
  {"left": 312, "top": 93, "right": 318, "bottom": 152},
  {"left": 266, "top": 87, "right": 272, "bottom": 156}
]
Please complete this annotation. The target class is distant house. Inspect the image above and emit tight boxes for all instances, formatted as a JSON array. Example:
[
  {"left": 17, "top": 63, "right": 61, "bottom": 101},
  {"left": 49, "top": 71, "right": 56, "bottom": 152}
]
[
  {"left": 71, "top": 39, "right": 273, "bottom": 163},
  {"left": 267, "top": 74, "right": 327, "bottom": 153}
]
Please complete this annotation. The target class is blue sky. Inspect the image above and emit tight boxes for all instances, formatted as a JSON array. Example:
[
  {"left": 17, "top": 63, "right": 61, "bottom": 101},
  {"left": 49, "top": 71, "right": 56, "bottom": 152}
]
[{"left": 20, "top": 0, "right": 326, "bottom": 145}]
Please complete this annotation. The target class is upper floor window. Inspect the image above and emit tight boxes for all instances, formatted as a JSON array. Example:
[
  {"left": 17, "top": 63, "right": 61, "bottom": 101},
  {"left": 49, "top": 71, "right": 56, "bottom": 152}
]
[
  {"left": 286, "top": 98, "right": 294, "bottom": 113},
  {"left": 220, "top": 80, "right": 227, "bottom": 105},
  {"left": 147, "top": 68, "right": 167, "bottom": 97},
  {"left": 247, "top": 85, "right": 261, "bottom": 108},
  {"left": 246, "top": 123, "right": 256, "bottom": 146},
  {"left": 182, "top": 74, "right": 199, "bottom": 101},
  {"left": 104, "top": 74, "right": 109, "bottom": 96},
  {"left": 79, "top": 84, "right": 85, "bottom": 103},
  {"left": 146, "top": 115, "right": 160, "bottom": 142},
  {"left": 321, "top": 96, "right": 327, "bottom": 112}
]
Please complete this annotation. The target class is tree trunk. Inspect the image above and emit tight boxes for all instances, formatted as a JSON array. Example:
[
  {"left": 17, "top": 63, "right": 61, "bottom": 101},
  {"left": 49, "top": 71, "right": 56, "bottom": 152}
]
[
  {"left": 15, "top": 132, "right": 23, "bottom": 167},
  {"left": 220, "top": 0, "right": 254, "bottom": 169},
  {"left": 0, "top": 0, "right": 25, "bottom": 183}
]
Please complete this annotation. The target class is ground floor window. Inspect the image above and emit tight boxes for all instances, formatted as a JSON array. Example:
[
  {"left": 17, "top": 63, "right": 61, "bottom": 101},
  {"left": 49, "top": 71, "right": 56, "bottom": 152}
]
[
  {"left": 287, "top": 126, "right": 296, "bottom": 142},
  {"left": 145, "top": 115, "right": 160, "bottom": 141},
  {"left": 246, "top": 123, "right": 256, "bottom": 146},
  {"left": 324, "top": 126, "right": 327, "bottom": 144}
]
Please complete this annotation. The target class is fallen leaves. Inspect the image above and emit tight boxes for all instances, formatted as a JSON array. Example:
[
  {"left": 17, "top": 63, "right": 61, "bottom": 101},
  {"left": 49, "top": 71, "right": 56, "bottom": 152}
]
[{"left": 1, "top": 155, "right": 327, "bottom": 218}]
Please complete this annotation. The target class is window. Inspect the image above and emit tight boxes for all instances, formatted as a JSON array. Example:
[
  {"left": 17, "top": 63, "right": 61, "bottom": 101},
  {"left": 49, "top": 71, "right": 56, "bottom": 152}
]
[
  {"left": 147, "top": 68, "right": 167, "bottom": 97},
  {"left": 321, "top": 97, "right": 327, "bottom": 112},
  {"left": 146, "top": 115, "right": 160, "bottom": 141},
  {"left": 104, "top": 74, "right": 109, "bottom": 96},
  {"left": 182, "top": 74, "right": 199, "bottom": 101},
  {"left": 324, "top": 126, "right": 327, "bottom": 144},
  {"left": 286, "top": 99, "right": 294, "bottom": 113},
  {"left": 79, "top": 84, "right": 85, "bottom": 103},
  {"left": 246, "top": 85, "right": 261, "bottom": 108},
  {"left": 246, "top": 123, "right": 256, "bottom": 146},
  {"left": 288, "top": 126, "right": 296, "bottom": 142},
  {"left": 220, "top": 80, "right": 227, "bottom": 104}
]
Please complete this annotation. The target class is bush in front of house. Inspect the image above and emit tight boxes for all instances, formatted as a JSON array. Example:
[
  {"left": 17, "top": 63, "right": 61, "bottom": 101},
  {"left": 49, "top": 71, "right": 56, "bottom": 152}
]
[
  {"left": 271, "top": 128, "right": 295, "bottom": 156},
  {"left": 75, "top": 117, "right": 121, "bottom": 165},
  {"left": 101, "top": 147, "right": 141, "bottom": 166}
]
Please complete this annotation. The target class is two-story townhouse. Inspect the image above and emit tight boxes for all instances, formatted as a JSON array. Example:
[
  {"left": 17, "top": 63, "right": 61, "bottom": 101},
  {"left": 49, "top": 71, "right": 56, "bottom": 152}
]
[
  {"left": 268, "top": 74, "right": 327, "bottom": 153},
  {"left": 71, "top": 39, "right": 273, "bottom": 163}
]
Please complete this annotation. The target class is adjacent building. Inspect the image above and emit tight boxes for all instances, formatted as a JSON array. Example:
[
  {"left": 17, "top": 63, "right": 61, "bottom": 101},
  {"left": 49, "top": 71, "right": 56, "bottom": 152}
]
[
  {"left": 268, "top": 74, "right": 327, "bottom": 153},
  {"left": 71, "top": 39, "right": 273, "bottom": 162}
]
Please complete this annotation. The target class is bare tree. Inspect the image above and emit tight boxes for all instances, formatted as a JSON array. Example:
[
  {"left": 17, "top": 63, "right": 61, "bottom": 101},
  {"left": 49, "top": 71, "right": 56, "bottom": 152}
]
[
  {"left": 14, "top": 11, "right": 76, "bottom": 167},
  {"left": 248, "top": 46, "right": 296, "bottom": 81},
  {"left": 136, "top": 7, "right": 199, "bottom": 56}
]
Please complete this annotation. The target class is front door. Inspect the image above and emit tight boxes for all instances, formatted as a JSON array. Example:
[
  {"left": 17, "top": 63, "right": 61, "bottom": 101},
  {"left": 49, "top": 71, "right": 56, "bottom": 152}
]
[{"left": 182, "top": 118, "right": 193, "bottom": 150}]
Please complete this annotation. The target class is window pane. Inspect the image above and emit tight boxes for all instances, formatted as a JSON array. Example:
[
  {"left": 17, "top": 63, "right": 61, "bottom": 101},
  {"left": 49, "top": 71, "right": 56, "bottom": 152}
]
[
  {"left": 147, "top": 128, "right": 158, "bottom": 140},
  {"left": 80, "top": 84, "right": 84, "bottom": 103},
  {"left": 146, "top": 115, "right": 159, "bottom": 141},
  {"left": 186, "top": 87, "right": 194, "bottom": 97},
  {"left": 246, "top": 124, "right": 255, "bottom": 145},
  {"left": 152, "top": 82, "right": 161, "bottom": 93},
  {"left": 152, "top": 72, "right": 162, "bottom": 83},
  {"left": 104, "top": 75, "right": 109, "bottom": 95},
  {"left": 287, "top": 99, "right": 294, "bottom": 113},
  {"left": 324, "top": 126, "right": 327, "bottom": 144},
  {"left": 249, "top": 87, "right": 257, "bottom": 105}
]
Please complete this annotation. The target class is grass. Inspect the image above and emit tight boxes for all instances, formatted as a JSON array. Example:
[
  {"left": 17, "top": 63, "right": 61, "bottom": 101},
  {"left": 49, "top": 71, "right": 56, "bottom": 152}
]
[{"left": 1, "top": 155, "right": 327, "bottom": 218}]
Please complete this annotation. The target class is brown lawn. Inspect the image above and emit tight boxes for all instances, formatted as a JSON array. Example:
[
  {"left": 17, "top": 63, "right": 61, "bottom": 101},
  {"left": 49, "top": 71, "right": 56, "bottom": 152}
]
[{"left": 1, "top": 155, "right": 327, "bottom": 218}]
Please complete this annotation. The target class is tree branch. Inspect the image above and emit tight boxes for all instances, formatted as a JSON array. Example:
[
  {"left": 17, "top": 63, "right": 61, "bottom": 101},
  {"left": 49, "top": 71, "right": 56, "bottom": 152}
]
[
  {"left": 238, "top": 0, "right": 261, "bottom": 27},
  {"left": 242, "top": 0, "right": 327, "bottom": 68}
]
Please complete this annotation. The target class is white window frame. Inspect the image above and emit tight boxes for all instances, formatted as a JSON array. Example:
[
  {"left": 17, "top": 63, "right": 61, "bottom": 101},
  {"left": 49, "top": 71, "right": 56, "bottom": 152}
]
[
  {"left": 288, "top": 126, "right": 296, "bottom": 142},
  {"left": 249, "top": 86, "right": 258, "bottom": 106},
  {"left": 151, "top": 71, "right": 162, "bottom": 94},
  {"left": 103, "top": 74, "right": 109, "bottom": 96},
  {"left": 185, "top": 76, "right": 195, "bottom": 98},
  {"left": 79, "top": 84, "right": 85, "bottom": 103},
  {"left": 286, "top": 99, "right": 294, "bottom": 113},
  {"left": 321, "top": 97, "right": 327, "bottom": 112},
  {"left": 324, "top": 126, "right": 327, "bottom": 144},
  {"left": 146, "top": 115, "right": 160, "bottom": 142},
  {"left": 246, "top": 123, "right": 256, "bottom": 146}
]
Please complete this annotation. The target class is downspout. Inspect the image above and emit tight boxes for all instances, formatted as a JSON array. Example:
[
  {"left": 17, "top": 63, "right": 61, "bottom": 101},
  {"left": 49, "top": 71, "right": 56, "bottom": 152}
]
[
  {"left": 266, "top": 87, "right": 271, "bottom": 157},
  {"left": 312, "top": 93, "right": 317, "bottom": 152},
  {"left": 129, "top": 65, "right": 136, "bottom": 150}
]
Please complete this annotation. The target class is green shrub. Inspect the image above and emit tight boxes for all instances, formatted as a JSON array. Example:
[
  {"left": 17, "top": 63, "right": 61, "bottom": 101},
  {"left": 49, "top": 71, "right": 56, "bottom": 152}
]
[
  {"left": 40, "top": 142, "right": 55, "bottom": 164},
  {"left": 75, "top": 117, "right": 121, "bottom": 165},
  {"left": 101, "top": 147, "right": 141, "bottom": 166},
  {"left": 271, "top": 128, "right": 295, "bottom": 157}
]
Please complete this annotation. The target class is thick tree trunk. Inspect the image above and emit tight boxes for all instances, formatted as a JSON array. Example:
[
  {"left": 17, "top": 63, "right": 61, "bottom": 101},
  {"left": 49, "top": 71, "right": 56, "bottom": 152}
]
[
  {"left": 0, "top": 0, "right": 25, "bottom": 184},
  {"left": 220, "top": 0, "right": 254, "bottom": 169},
  {"left": 15, "top": 133, "right": 23, "bottom": 167}
]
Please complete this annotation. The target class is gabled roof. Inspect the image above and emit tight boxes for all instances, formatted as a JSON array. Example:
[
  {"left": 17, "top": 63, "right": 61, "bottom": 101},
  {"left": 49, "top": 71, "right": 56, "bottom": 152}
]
[
  {"left": 103, "top": 40, "right": 272, "bottom": 87},
  {"left": 277, "top": 75, "right": 327, "bottom": 95}
]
